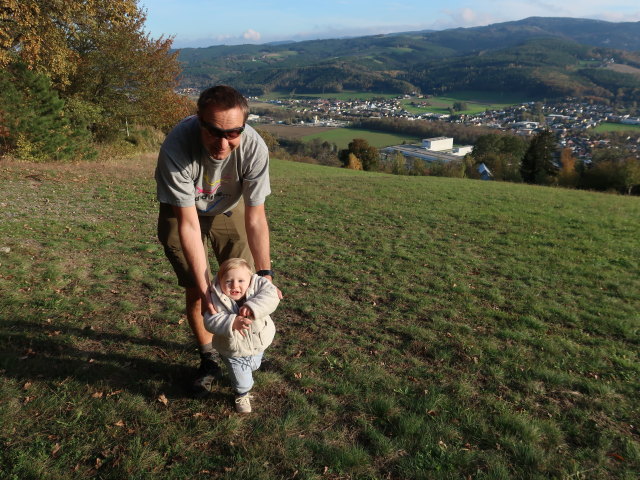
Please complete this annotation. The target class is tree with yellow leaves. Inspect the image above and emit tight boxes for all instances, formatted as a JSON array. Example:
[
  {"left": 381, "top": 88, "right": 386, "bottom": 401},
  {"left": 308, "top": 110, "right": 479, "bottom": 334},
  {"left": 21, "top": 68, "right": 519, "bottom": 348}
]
[{"left": 1, "top": 0, "right": 186, "bottom": 154}]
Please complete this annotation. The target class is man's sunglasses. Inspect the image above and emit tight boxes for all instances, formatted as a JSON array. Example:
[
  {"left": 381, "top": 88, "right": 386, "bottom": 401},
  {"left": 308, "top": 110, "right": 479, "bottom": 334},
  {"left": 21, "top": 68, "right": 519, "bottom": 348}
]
[{"left": 199, "top": 119, "right": 245, "bottom": 139}]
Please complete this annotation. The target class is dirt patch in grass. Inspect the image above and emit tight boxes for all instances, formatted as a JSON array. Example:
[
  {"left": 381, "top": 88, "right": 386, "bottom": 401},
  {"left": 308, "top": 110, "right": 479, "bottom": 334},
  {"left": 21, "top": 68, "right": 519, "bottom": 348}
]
[{"left": 0, "top": 152, "right": 157, "bottom": 179}]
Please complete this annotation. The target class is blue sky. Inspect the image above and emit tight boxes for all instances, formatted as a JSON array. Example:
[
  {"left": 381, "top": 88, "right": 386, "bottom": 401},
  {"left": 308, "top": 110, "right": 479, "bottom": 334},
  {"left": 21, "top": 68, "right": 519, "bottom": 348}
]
[{"left": 139, "top": 1, "right": 640, "bottom": 48}]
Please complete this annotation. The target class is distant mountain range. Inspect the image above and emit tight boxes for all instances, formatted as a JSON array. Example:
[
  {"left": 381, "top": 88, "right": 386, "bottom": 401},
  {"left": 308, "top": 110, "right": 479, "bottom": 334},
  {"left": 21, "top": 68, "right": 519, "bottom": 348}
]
[{"left": 176, "top": 17, "right": 640, "bottom": 102}]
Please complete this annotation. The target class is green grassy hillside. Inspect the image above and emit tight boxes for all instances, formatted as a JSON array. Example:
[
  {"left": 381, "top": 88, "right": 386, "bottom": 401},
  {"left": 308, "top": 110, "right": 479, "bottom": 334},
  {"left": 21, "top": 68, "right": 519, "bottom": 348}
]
[{"left": 1, "top": 156, "right": 638, "bottom": 479}]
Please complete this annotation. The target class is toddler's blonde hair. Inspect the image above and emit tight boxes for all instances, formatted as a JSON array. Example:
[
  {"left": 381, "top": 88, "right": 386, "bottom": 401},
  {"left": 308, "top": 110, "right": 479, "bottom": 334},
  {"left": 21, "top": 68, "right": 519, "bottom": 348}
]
[{"left": 217, "top": 258, "right": 253, "bottom": 282}]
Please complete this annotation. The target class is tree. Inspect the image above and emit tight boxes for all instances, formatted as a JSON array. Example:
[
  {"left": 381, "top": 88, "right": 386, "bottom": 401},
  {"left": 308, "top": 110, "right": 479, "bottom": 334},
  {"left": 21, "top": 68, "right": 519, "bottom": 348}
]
[
  {"left": 520, "top": 129, "right": 558, "bottom": 184},
  {"left": 621, "top": 157, "right": 640, "bottom": 195},
  {"left": 452, "top": 101, "right": 468, "bottom": 112},
  {"left": 65, "top": 8, "right": 182, "bottom": 137},
  {"left": 470, "top": 133, "right": 527, "bottom": 182},
  {"left": 558, "top": 148, "right": 579, "bottom": 188},
  {"left": 0, "top": 63, "right": 94, "bottom": 161},
  {"left": 408, "top": 158, "right": 428, "bottom": 176},
  {"left": 345, "top": 153, "right": 362, "bottom": 170},
  {"left": 1, "top": 0, "right": 184, "bottom": 143},
  {"left": 1, "top": 1, "right": 140, "bottom": 88},
  {"left": 389, "top": 152, "right": 408, "bottom": 175},
  {"left": 306, "top": 138, "right": 339, "bottom": 166},
  {"left": 342, "top": 138, "right": 379, "bottom": 171},
  {"left": 581, "top": 149, "right": 640, "bottom": 194},
  {"left": 254, "top": 128, "right": 280, "bottom": 152}
]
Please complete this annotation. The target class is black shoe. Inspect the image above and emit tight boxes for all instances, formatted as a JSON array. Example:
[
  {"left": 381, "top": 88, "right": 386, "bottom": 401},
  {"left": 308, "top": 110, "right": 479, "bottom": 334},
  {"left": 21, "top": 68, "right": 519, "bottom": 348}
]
[{"left": 192, "top": 353, "right": 223, "bottom": 398}]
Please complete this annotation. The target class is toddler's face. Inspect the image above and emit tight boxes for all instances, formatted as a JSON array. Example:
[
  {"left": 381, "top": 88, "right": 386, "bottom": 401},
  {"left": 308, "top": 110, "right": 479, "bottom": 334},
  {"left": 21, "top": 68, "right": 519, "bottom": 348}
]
[{"left": 220, "top": 266, "right": 252, "bottom": 300}]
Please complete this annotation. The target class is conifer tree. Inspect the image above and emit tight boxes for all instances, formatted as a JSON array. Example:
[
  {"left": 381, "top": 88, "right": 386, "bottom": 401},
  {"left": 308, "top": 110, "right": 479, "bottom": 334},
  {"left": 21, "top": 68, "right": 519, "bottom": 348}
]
[
  {"left": 0, "top": 63, "right": 94, "bottom": 161},
  {"left": 520, "top": 129, "right": 558, "bottom": 184}
]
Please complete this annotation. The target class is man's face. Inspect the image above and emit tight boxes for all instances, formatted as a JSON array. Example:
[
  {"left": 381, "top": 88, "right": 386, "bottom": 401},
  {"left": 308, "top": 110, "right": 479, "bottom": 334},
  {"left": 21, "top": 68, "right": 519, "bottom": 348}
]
[
  {"left": 199, "top": 106, "right": 245, "bottom": 160},
  {"left": 220, "top": 266, "right": 252, "bottom": 300}
]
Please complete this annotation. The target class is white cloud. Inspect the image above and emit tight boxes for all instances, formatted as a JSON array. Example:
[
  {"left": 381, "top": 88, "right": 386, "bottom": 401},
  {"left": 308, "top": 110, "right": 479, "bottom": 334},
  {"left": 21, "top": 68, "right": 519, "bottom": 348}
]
[
  {"left": 438, "top": 7, "right": 497, "bottom": 29},
  {"left": 242, "top": 29, "right": 262, "bottom": 42},
  {"left": 595, "top": 11, "right": 640, "bottom": 22}
]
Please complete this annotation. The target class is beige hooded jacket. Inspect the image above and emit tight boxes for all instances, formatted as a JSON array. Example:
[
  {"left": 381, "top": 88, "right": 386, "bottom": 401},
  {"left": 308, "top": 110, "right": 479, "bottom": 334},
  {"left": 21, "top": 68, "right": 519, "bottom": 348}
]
[{"left": 203, "top": 274, "right": 280, "bottom": 358}]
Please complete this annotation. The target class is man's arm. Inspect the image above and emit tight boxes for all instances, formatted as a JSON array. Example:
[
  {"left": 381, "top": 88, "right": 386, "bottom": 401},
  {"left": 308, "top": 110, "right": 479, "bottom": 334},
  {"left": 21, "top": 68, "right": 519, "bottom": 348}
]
[
  {"left": 173, "top": 205, "right": 216, "bottom": 313},
  {"left": 245, "top": 203, "right": 272, "bottom": 277},
  {"left": 245, "top": 204, "right": 282, "bottom": 298}
]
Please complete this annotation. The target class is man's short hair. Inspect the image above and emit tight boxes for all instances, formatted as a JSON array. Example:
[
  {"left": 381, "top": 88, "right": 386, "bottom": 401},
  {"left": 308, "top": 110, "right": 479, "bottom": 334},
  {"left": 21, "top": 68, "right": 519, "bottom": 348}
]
[{"left": 197, "top": 85, "right": 249, "bottom": 121}]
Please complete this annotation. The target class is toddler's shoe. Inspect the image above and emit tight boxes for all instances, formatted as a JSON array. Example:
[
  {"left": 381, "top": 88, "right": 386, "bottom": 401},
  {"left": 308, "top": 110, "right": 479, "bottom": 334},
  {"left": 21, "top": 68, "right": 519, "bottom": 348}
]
[{"left": 235, "top": 393, "right": 253, "bottom": 413}]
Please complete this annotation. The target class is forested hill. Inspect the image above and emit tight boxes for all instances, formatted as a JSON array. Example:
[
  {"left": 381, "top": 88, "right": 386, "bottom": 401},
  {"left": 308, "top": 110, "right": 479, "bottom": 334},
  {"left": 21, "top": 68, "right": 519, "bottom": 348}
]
[{"left": 177, "top": 17, "right": 640, "bottom": 102}]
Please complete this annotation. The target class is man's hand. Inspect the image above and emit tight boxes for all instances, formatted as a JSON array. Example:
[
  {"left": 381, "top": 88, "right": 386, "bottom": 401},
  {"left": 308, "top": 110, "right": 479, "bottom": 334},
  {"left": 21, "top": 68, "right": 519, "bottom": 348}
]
[
  {"left": 200, "top": 285, "right": 218, "bottom": 316},
  {"left": 233, "top": 315, "right": 253, "bottom": 336},
  {"left": 262, "top": 275, "right": 283, "bottom": 300}
]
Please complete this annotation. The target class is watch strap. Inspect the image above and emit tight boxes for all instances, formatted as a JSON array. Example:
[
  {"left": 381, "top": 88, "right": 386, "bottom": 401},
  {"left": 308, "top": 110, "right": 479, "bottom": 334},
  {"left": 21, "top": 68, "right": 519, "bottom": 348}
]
[{"left": 256, "top": 269, "right": 275, "bottom": 278}]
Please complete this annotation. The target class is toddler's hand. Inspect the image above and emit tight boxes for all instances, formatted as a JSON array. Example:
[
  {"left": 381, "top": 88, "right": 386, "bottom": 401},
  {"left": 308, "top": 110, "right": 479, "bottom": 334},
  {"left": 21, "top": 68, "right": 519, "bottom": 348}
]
[
  {"left": 233, "top": 315, "right": 253, "bottom": 337},
  {"left": 238, "top": 305, "right": 254, "bottom": 318}
]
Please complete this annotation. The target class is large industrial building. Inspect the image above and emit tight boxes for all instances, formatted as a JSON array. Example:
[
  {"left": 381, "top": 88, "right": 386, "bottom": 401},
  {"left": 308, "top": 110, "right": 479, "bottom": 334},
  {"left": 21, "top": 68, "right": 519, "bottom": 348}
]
[{"left": 381, "top": 137, "right": 473, "bottom": 163}]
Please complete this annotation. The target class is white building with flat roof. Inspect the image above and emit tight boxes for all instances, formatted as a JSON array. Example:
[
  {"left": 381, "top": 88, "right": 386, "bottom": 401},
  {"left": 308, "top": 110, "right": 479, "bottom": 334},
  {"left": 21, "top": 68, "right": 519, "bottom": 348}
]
[
  {"left": 452, "top": 145, "right": 473, "bottom": 156},
  {"left": 422, "top": 137, "right": 453, "bottom": 151},
  {"left": 382, "top": 136, "right": 473, "bottom": 164}
]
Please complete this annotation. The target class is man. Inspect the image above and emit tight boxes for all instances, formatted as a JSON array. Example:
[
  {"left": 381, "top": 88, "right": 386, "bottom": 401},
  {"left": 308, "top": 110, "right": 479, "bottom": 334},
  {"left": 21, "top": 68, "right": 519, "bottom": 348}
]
[{"left": 155, "top": 85, "right": 277, "bottom": 397}]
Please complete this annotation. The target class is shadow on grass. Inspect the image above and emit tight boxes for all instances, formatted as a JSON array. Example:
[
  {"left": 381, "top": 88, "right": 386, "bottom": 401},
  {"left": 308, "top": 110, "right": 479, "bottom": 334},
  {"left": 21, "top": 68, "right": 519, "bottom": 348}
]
[{"left": 0, "top": 319, "right": 210, "bottom": 400}]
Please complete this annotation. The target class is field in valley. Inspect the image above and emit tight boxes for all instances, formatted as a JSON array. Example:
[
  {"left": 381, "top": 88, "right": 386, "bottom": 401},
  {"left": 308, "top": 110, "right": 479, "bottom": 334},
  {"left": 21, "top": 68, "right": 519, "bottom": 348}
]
[
  {"left": 593, "top": 122, "right": 640, "bottom": 133},
  {"left": 256, "top": 124, "right": 421, "bottom": 149}
]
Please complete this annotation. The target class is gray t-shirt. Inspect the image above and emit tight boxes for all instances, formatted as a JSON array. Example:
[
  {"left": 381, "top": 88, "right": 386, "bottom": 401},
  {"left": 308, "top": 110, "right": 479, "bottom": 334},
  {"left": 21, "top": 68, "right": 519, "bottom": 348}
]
[{"left": 155, "top": 116, "right": 271, "bottom": 215}]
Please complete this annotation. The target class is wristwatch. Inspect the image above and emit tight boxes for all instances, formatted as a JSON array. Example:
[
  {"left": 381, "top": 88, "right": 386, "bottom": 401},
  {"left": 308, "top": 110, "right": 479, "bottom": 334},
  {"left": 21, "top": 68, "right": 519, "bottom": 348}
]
[{"left": 256, "top": 269, "right": 275, "bottom": 278}]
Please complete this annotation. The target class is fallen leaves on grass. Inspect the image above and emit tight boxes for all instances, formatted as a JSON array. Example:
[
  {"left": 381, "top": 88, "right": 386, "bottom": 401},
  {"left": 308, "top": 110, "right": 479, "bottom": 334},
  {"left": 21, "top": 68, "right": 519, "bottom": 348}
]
[
  {"left": 157, "top": 394, "right": 169, "bottom": 406},
  {"left": 607, "top": 452, "right": 625, "bottom": 462},
  {"left": 193, "top": 412, "right": 216, "bottom": 420},
  {"left": 51, "top": 443, "right": 61, "bottom": 457},
  {"left": 19, "top": 348, "right": 36, "bottom": 360},
  {"left": 91, "top": 389, "right": 122, "bottom": 399}
]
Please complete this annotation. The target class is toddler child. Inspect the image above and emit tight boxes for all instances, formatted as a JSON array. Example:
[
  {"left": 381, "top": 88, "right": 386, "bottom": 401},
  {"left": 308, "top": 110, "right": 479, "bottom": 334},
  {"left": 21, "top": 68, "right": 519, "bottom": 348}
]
[{"left": 203, "top": 258, "right": 280, "bottom": 413}]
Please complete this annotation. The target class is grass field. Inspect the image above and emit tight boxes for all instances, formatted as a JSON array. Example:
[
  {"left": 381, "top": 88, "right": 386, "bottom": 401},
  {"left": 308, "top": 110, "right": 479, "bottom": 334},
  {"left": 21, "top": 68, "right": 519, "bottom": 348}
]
[
  {"left": 401, "top": 91, "right": 533, "bottom": 115},
  {"left": 1, "top": 156, "right": 639, "bottom": 479},
  {"left": 255, "top": 124, "right": 422, "bottom": 149},
  {"left": 593, "top": 122, "right": 640, "bottom": 133},
  {"left": 254, "top": 124, "right": 337, "bottom": 140},
  {"left": 301, "top": 128, "right": 421, "bottom": 149}
]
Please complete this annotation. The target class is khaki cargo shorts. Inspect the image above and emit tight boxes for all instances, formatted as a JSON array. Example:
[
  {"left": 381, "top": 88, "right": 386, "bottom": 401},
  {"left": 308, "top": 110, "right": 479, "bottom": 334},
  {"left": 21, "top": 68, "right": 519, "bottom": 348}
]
[{"left": 157, "top": 200, "right": 254, "bottom": 288}]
